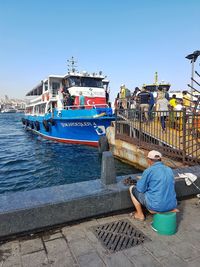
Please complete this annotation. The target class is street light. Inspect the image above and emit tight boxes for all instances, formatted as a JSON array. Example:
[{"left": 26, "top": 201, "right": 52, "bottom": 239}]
[{"left": 185, "top": 50, "right": 200, "bottom": 100}]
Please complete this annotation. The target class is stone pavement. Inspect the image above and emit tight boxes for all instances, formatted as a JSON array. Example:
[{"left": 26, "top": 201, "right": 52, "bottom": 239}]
[{"left": 0, "top": 198, "right": 199, "bottom": 267}]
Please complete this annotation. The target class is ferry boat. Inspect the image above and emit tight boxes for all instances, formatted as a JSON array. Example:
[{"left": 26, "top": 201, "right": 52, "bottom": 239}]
[
  {"left": 1, "top": 107, "right": 17, "bottom": 113},
  {"left": 22, "top": 58, "right": 115, "bottom": 146},
  {"left": 143, "top": 72, "right": 171, "bottom": 97}
]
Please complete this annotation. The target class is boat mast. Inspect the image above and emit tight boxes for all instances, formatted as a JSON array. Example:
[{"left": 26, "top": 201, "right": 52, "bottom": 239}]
[{"left": 67, "top": 56, "right": 77, "bottom": 73}]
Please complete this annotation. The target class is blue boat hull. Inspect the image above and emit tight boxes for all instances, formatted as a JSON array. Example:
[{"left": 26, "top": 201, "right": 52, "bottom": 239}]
[{"left": 22, "top": 108, "right": 115, "bottom": 146}]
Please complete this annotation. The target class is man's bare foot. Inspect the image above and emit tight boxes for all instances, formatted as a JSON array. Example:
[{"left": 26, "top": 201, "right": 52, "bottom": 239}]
[{"left": 130, "top": 212, "right": 145, "bottom": 221}]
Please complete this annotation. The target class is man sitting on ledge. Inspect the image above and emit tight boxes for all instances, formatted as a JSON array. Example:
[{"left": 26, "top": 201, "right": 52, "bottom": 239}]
[{"left": 129, "top": 150, "right": 177, "bottom": 221}]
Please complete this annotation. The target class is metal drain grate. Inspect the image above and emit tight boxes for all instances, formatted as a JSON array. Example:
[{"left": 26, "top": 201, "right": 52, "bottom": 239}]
[{"left": 92, "top": 219, "right": 150, "bottom": 253}]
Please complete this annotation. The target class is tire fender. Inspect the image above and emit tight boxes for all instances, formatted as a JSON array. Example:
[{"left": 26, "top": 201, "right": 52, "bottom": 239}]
[{"left": 98, "top": 136, "right": 109, "bottom": 154}]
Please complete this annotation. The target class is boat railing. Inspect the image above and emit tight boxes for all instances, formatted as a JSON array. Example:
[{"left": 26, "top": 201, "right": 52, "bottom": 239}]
[
  {"left": 63, "top": 103, "right": 109, "bottom": 110},
  {"left": 115, "top": 107, "right": 200, "bottom": 165}
]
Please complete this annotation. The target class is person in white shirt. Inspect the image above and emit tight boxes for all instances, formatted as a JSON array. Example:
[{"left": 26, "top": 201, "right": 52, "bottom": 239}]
[{"left": 156, "top": 95, "right": 169, "bottom": 131}]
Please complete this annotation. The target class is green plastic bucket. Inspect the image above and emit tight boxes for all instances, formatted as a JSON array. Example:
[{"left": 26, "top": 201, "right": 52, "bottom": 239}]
[{"left": 152, "top": 212, "right": 177, "bottom": 235}]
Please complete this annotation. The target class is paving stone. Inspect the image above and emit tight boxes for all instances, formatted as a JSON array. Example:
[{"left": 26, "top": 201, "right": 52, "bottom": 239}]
[
  {"left": 176, "top": 229, "right": 200, "bottom": 249},
  {"left": 20, "top": 238, "right": 44, "bottom": 255},
  {"left": 68, "top": 238, "right": 95, "bottom": 258},
  {"left": 159, "top": 254, "right": 188, "bottom": 267},
  {"left": 2, "top": 255, "right": 21, "bottom": 267},
  {"left": 144, "top": 240, "right": 172, "bottom": 258},
  {"left": 104, "top": 251, "right": 135, "bottom": 267},
  {"left": 124, "top": 245, "right": 162, "bottom": 267},
  {"left": 131, "top": 253, "right": 162, "bottom": 267},
  {"left": 188, "top": 256, "right": 200, "bottom": 267},
  {"left": 168, "top": 241, "right": 200, "bottom": 261},
  {"left": 42, "top": 230, "right": 62, "bottom": 241},
  {"left": 96, "top": 216, "right": 116, "bottom": 224},
  {"left": 21, "top": 250, "right": 48, "bottom": 267},
  {"left": 78, "top": 219, "right": 98, "bottom": 228},
  {"left": 77, "top": 252, "right": 105, "bottom": 267},
  {"left": 48, "top": 254, "right": 75, "bottom": 267},
  {"left": 0, "top": 241, "right": 21, "bottom": 267},
  {"left": 91, "top": 241, "right": 109, "bottom": 258},
  {"left": 85, "top": 229, "right": 99, "bottom": 243},
  {"left": 0, "top": 241, "right": 20, "bottom": 253},
  {"left": 45, "top": 238, "right": 72, "bottom": 259},
  {"left": 62, "top": 226, "right": 86, "bottom": 242}
]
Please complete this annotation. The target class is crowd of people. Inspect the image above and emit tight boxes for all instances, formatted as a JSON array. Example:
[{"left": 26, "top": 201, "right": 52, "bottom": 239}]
[{"left": 115, "top": 84, "right": 193, "bottom": 132}]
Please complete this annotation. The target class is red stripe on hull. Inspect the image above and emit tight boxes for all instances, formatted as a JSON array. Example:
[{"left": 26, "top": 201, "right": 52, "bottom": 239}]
[{"left": 28, "top": 128, "right": 98, "bottom": 147}]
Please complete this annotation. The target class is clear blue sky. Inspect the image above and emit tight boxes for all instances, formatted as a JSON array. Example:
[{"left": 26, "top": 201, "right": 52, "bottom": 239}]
[{"left": 0, "top": 0, "right": 200, "bottom": 101}]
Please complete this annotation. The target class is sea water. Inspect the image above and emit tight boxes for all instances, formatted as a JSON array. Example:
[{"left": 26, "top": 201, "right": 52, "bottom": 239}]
[{"left": 0, "top": 113, "right": 139, "bottom": 195}]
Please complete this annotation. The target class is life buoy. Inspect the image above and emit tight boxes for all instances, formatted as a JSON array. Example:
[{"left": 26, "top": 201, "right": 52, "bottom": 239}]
[
  {"left": 98, "top": 136, "right": 109, "bottom": 154},
  {"left": 43, "top": 120, "right": 50, "bottom": 132},
  {"left": 35, "top": 121, "right": 40, "bottom": 131}
]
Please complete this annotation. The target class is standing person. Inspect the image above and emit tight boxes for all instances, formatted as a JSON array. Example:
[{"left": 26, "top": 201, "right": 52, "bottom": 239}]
[
  {"left": 105, "top": 88, "right": 110, "bottom": 104},
  {"left": 174, "top": 99, "right": 183, "bottom": 130},
  {"left": 129, "top": 150, "right": 177, "bottom": 221},
  {"left": 133, "top": 87, "right": 141, "bottom": 97},
  {"left": 148, "top": 91, "right": 155, "bottom": 121},
  {"left": 157, "top": 88, "right": 165, "bottom": 101},
  {"left": 156, "top": 95, "right": 169, "bottom": 132},
  {"left": 120, "top": 84, "right": 127, "bottom": 109},
  {"left": 182, "top": 91, "right": 191, "bottom": 108},
  {"left": 79, "top": 91, "right": 85, "bottom": 109},
  {"left": 164, "top": 87, "right": 170, "bottom": 101},
  {"left": 137, "top": 87, "right": 150, "bottom": 122},
  {"left": 169, "top": 94, "right": 177, "bottom": 109},
  {"left": 169, "top": 94, "right": 177, "bottom": 128}
]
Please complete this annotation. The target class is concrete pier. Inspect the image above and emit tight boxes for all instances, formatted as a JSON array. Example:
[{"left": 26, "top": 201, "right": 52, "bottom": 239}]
[
  {"left": 0, "top": 198, "right": 200, "bottom": 267},
  {"left": 0, "top": 159, "right": 199, "bottom": 240},
  {"left": 106, "top": 126, "right": 185, "bottom": 170}
]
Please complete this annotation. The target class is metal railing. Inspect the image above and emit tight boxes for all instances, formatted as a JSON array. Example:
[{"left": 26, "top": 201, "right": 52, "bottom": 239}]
[{"left": 115, "top": 108, "right": 200, "bottom": 165}]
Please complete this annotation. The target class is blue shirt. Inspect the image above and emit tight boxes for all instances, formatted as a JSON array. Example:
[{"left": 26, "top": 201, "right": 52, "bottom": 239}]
[
  {"left": 149, "top": 92, "right": 155, "bottom": 105},
  {"left": 136, "top": 162, "right": 177, "bottom": 212},
  {"left": 79, "top": 95, "right": 85, "bottom": 106}
]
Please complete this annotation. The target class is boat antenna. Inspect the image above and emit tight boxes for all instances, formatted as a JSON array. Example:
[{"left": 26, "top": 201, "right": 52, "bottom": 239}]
[{"left": 67, "top": 56, "right": 78, "bottom": 73}]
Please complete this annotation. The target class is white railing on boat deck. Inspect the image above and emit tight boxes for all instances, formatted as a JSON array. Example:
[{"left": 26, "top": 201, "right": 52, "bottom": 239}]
[
  {"left": 62, "top": 103, "right": 109, "bottom": 110},
  {"left": 25, "top": 103, "right": 110, "bottom": 115}
]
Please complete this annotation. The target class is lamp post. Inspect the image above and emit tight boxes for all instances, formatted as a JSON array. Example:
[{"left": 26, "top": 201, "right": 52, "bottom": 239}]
[{"left": 185, "top": 50, "right": 200, "bottom": 101}]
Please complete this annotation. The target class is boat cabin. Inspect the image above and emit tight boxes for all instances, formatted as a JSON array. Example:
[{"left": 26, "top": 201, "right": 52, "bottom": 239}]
[{"left": 25, "top": 71, "right": 109, "bottom": 115}]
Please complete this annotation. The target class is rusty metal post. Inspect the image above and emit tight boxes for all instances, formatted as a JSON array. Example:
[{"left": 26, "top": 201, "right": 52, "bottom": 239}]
[
  {"left": 182, "top": 108, "right": 186, "bottom": 164},
  {"left": 139, "top": 108, "right": 142, "bottom": 147},
  {"left": 115, "top": 109, "right": 118, "bottom": 138}
]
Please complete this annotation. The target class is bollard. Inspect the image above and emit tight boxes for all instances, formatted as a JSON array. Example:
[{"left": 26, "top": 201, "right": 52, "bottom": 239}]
[{"left": 101, "top": 151, "right": 116, "bottom": 185}]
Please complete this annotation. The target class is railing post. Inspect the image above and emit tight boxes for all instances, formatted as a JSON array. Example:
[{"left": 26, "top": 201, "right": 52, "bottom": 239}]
[
  {"left": 115, "top": 108, "right": 118, "bottom": 137},
  {"left": 139, "top": 108, "right": 142, "bottom": 147},
  {"left": 182, "top": 108, "right": 186, "bottom": 164}
]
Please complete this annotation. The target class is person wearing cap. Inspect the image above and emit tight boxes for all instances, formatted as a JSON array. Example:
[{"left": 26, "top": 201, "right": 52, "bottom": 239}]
[{"left": 129, "top": 150, "right": 177, "bottom": 221}]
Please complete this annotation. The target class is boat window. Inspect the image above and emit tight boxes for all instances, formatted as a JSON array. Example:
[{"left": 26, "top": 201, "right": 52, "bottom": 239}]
[
  {"left": 52, "top": 82, "right": 60, "bottom": 96},
  {"left": 68, "top": 77, "right": 81, "bottom": 87},
  {"left": 44, "top": 82, "right": 48, "bottom": 91},
  {"left": 67, "top": 76, "right": 103, "bottom": 88},
  {"left": 81, "top": 77, "right": 103, "bottom": 88}
]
